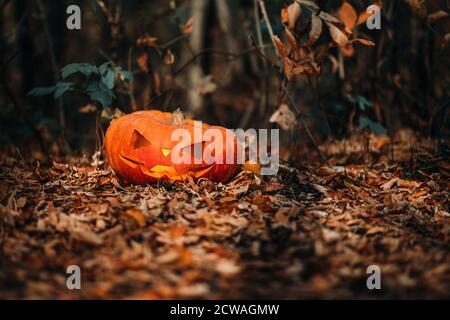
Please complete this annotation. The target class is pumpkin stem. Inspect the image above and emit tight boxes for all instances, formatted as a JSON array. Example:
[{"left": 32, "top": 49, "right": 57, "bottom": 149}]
[{"left": 172, "top": 108, "right": 185, "bottom": 125}]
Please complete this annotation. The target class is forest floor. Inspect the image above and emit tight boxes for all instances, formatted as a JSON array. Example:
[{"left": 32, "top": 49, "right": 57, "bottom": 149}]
[{"left": 0, "top": 132, "right": 449, "bottom": 299}]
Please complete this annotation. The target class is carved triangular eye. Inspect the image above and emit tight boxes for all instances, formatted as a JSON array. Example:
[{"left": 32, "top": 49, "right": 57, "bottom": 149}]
[
  {"left": 161, "top": 148, "right": 171, "bottom": 157},
  {"left": 131, "top": 130, "right": 151, "bottom": 149}
]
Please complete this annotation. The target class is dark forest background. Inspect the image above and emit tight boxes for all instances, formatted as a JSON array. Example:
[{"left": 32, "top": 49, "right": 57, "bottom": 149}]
[{"left": 0, "top": 0, "right": 449, "bottom": 161}]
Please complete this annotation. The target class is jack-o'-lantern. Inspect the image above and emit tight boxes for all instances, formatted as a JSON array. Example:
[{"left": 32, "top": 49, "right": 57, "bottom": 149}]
[{"left": 105, "top": 110, "right": 240, "bottom": 184}]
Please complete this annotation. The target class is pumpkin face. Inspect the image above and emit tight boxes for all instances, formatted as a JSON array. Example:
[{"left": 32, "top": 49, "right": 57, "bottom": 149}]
[{"left": 105, "top": 110, "right": 240, "bottom": 184}]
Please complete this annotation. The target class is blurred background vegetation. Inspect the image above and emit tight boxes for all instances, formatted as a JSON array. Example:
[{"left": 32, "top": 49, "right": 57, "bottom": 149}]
[{"left": 0, "top": 0, "right": 449, "bottom": 161}]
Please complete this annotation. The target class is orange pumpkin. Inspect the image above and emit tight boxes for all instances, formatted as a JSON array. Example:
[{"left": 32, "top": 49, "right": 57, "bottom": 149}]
[{"left": 104, "top": 110, "right": 240, "bottom": 184}]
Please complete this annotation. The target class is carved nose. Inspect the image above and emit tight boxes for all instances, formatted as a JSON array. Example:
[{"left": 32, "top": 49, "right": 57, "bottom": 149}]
[{"left": 161, "top": 148, "right": 171, "bottom": 157}]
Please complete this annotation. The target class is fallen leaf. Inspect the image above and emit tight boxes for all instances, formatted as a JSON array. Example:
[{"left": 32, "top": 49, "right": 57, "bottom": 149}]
[
  {"left": 242, "top": 161, "right": 261, "bottom": 175},
  {"left": 71, "top": 229, "right": 103, "bottom": 246},
  {"left": 16, "top": 197, "right": 27, "bottom": 209},
  {"left": 381, "top": 178, "right": 398, "bottom": 190},
  {"left": 366, "top": 226, "right": 386, "bottom": 235},
  {"left": 125, "top": 208, "right": 146, "bottom": 227},
  {"left": 275, "top": 209, "right": 290, "bottom": 224}
]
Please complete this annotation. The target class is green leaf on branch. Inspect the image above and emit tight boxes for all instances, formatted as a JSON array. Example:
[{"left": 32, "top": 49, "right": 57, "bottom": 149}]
[
  {"left": 359, "top": 116, "right": 388, "bottom": 135},
  {"left": 53, "top": 82, "right": 74, "bottom": 99},
  {"left": 102, "top": 69, "right": 116, "bottom": 90},
  {"left": 28, "top": 86, "right": 57, "bottom": 96},
  {"left": 87, "top": 81, "right": 115, "bottom": 107},
  {"left": 61, "top": 63, "right": 98, "bottom": 79},
  {"left": 27, "top": 82, "right": 73, "bottom": 99}
]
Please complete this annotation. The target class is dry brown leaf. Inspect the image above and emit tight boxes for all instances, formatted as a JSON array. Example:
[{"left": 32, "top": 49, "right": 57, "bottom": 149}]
[
  {"left": 381, "top": 178, "right": 398, "bottom": 190},
  {"left": 357, "top": 0, "right": 383, "bottom": 25},
  {"left": 312, "top": 183, "right": 328, "bottom": 195},
  {"left": 79, "top": 104, "right": 97, "bottom": 113},
  {"left": 136, "top": 36, "right": 158, "bottom": 48},
  {"left": 356, "top": 10, "right": 369, "bottom": 26},
  {"left": 320, "top": 11, "right": 341, "bottom": 24},
  {"left": 177, "top": 247, "right": 193, "bottom": 267},
  {"left": 263, "top": 181, "right": 285, "bottom": 193},
  {"left": 322, "top": 228, "right": 340, "bottom": 243},
  {"left": 169, "top": 224, "right": 187, "bottom": 239},
  {"left": 397, "top": 179, "right": 421, "bottom": 189},
  {"left": 197, "top": 75, "right": 217, "bottom": 95},
  {"left": 326, "top": 22, "right": 348, "bottom": 47},
  {"left": 328, "top": 54, "right": 339, "bottom": 74},
  {"left": 269, "top": 104, "right": 297, "bottom": 131},
  {"left": 16, "top": 197, "right": 27, "bottom": 209},
  {"left": 412, "top": 190, "right": 427, "bottom": 198},
  {"left": 156, "top": 250, "right": 179, "bottom": 264},
  {"left": 125, "top": 208, "right": 146, "bottom": 227},
  {"left": 164, "top": 49, "right": 175, "bottom": 65},
  {"left": 317, "top": 166, "right": 345, "bottom": 176},
  {"left": 216, "top": 259, "right": 240, "bottom": 276},
  {"left": 341, "top": 43, "right": 355, "bottom": 57},
  {"left": 352, "top": 38, "right": 375, "bottom": 46},
  {"left": 309, "top": 210, "right": 328, "bottom": 219},
  {"left": 366, "top": 226, "right": 387, "bottom": 236},
  {"left": 71, "top": 229, "right": 103, "bottom": 246},
  {"left": 283, "top": 57, "right": 296, "bottom": 80},
  {"left": 298, "top": 0, "right": 319, "bottom": 10},
  {"left": 137, "top": 53, "right": 149, "bottom": 73},
  {"left": 285, "top": 28, "right": 298, "bottom": 50},
  {"left": 275, "top": 209, "right": 290, "bottom": 224},
  {"left": 445, "top": 33, "right": 450, "bottom": 44},
  {"left": 177, "top": 283, "right": 209, "bottom": 298},
  {"left": 427, "top": 10, "right": 449, "bottom": 23},
  {"left": 309, "top": 14, "right": 323, "bottom": 44},
  {"left": 284, "top": 2, "right": 302, "bottom": 29},
  {"left": 273, "top": 36, "right": 289, "bottom": 58},
  {"left": 339, "top": 1, "right": 357, "bottom": 32}
]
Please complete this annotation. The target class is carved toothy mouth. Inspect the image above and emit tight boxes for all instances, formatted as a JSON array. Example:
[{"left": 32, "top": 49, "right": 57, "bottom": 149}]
[{"left": 119, "top": 154, "right": 214, "bottom": 181}]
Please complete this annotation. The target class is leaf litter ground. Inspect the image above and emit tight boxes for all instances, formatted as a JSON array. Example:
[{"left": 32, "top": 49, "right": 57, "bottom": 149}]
[{"left": 0, "top": 132, "right": 448, "bottom": 299}]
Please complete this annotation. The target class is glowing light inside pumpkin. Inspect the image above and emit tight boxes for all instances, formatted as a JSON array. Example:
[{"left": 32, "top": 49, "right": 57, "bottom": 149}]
[{"left": 161, "top": 148, "right": 171, "bottom": 157}]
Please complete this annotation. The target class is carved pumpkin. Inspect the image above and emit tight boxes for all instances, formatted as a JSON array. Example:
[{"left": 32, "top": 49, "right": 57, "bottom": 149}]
[{"left": 105, "top": 110, "right": 239, "bottom": 184}]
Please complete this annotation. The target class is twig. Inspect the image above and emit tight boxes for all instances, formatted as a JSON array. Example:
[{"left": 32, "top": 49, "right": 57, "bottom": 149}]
[
  {"left": 159, "top": 34, "right": 189, "bottom": 49},
  {"left": 283, "top": 85, "right": 327, "bottom": 160},
  {"left": 249, "top": 35, "right": 279, "bottom": 70},
  {"left": 307, "top": 75, "right": 332, "bottom": 139},
  {"left": 254, "top": 0, "right": 270, "bottom": 120},
  {"left": 127, "top": 47, "right": 138, "bottom": 111},
  {"left": 257, "top": 0, "right": 278, "bottom": 55},
  {"left": 173, "top": 47, "right": 260, "bottom": 76},
  {"left": 249, "top": 35, "right": 326, "bottom": 160}
]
